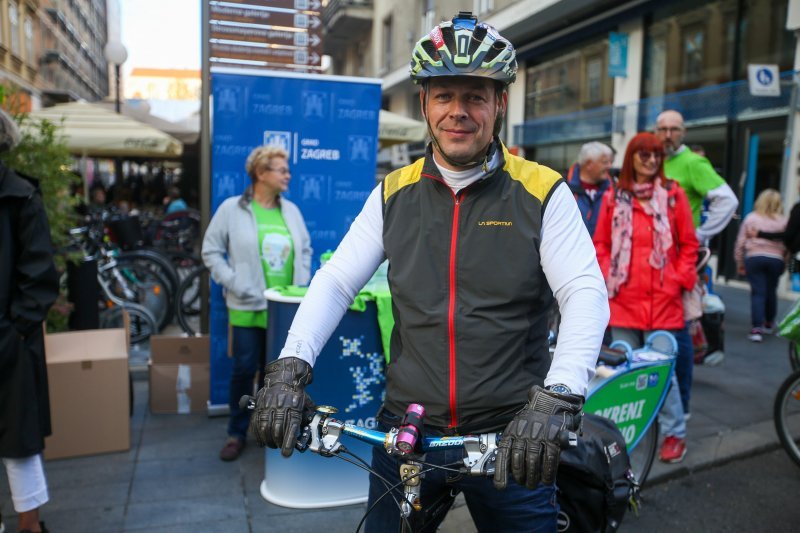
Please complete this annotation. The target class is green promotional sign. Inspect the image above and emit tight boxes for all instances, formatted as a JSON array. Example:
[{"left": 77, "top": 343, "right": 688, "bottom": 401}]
[{"left": 585, "top": 363, "right": 672, "bottom": 449}]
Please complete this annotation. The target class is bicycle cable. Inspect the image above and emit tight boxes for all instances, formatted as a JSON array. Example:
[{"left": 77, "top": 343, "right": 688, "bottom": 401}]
[{"left": 354, "top": 466, "right": 438, "bottom": 533}]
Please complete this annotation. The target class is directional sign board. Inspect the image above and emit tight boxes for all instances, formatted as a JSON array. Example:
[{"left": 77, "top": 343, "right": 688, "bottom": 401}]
[{"left": 208, "top": 0, "right": 323, "bottom": 71}]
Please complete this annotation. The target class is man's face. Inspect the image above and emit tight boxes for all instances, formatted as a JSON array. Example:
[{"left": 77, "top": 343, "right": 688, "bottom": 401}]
[
  {"left": 421, "top": 77, "right": 507, "bottom": 170},
  {"left": 583, "top": 154, "right": 612, "bottom": 183},
  {"left": 655, "top": 112, "right": 685, "bottom": 154}
]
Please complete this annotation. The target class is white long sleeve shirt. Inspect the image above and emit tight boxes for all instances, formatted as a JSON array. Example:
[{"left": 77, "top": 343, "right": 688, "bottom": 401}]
[{"left": 278, "top": 154, "right": 609, "bottom": 396}]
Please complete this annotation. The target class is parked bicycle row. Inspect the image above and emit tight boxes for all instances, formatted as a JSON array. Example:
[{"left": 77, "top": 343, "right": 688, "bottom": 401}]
[{"left": 60, "top": 208, "right": 206, "bottom": 344}]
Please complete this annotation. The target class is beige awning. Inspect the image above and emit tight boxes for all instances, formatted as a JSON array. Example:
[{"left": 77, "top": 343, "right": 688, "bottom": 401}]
[
  {"left": 378, "top": 109, "right": 426, "bottom": 149},
  {"left": 25, "top": 101, "right": 184, "bottom": 158}
]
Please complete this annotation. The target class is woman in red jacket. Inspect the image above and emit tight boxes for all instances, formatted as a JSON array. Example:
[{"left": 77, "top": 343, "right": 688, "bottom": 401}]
[{"left": 594, "top": 132, "right": 698, "bottom": 463}]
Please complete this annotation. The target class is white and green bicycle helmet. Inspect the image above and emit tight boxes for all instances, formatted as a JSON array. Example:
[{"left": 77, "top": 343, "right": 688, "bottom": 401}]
[{"left": 409, "top": 11, "right": 517, "bottom": 85}]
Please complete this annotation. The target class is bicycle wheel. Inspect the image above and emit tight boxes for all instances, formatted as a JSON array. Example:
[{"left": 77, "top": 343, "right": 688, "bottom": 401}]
[
  {"left": 117, "top": 249, "right": 180, "bottom": 296},
  {"left": 99, "top": 302, "right": 158, "bottom": 345},
  {"left": 108, "top": 259, "right": 174, "bottom": 331},
  {"left": 789, "top": 342, "right": 800, "bottom": 372},
  {"left": 628, "top": 422, "right": 658, "bottom": 487},
  {"left": 774, "top": 370, "right": 800, "bottom": 467},
  {"left": 174, "top": 265, "right": 207, "bottom": 336}
]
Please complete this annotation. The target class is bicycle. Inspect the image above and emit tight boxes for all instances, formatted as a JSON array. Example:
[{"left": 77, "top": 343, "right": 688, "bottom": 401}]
[
  {"left": 173, "top": 265, "right": 207, "bottom": 336},
  {"left": 242, "top": 331, "right": 675, "bottom": 531},
  {"left": 66, "top": 227, "right": 160, "bottom": 344},
  {"left": 586, "top": 330, "right": 678, "bottom": 487},
  {"left": 774, "top": 370, "right": 800, "bottom": 467}
]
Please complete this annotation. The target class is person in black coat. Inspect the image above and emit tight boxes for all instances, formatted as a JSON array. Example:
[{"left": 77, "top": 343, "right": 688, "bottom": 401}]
[{"left": 0, "top": 108, "right": 58, "bottom": 533}]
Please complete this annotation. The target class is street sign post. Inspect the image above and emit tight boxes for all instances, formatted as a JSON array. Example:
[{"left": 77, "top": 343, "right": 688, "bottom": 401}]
[{"left": 208, "top": 0, "right": 324, "bottom": 71}]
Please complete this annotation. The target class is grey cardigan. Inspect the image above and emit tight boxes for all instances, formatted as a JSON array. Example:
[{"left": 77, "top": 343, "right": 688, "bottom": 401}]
[{"left": 202, "top": 193, "right": 312, "bottom": 311}]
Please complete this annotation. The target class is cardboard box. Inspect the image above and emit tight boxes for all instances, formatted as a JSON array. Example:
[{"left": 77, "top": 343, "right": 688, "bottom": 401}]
[
  {"left": 44, "top": 328, "right": 130, "bottom": 460},
  {"left": 149, "top": 335, "right": 210, "bottom": 414}
]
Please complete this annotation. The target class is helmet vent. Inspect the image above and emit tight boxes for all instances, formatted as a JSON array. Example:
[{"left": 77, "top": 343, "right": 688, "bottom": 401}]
[
  {"left": 441, "top": 25, "right": 456, "bottom": 55},
  {"left": 484, "top": 41, "right": 505, "bottom": 63},
  {"left": 421, "top": 40, "right": 440, "bottom": 61},
  {"left": 470, "top": 26, "right": 487, "bottom": 56}
]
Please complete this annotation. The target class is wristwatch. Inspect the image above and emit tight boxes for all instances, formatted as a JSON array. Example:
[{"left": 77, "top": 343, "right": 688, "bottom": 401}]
[{"left": 546, "top": 383, "right": 572, "bottom": 395}]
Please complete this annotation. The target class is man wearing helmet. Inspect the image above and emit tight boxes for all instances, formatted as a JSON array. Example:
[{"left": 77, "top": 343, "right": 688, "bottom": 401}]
[{"left": 251, "top": 12, "right": 609, "bottom": 531}]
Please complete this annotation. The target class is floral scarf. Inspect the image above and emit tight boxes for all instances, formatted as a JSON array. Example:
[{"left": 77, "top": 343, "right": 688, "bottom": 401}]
[{"left": 606, "top": 179, "right": 673, "bottom": 298}]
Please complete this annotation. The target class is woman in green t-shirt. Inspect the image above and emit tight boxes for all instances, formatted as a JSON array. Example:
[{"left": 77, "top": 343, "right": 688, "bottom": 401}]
[{"left": 202, "top": 145, "right": 312, "bottom": 461}]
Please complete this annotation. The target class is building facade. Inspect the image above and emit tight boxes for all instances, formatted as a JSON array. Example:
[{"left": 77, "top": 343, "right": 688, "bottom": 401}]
[
  {"left": 323, "top": 0, "right": 800, "bottom": 279},
  {"left": 0, "top": 0, "right": 110, "bottom": 111}
]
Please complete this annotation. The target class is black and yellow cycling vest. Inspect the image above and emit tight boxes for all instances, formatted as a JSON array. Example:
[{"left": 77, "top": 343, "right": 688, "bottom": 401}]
[{"left": 381, "top": 141, "right": 564, "bottom": 433}]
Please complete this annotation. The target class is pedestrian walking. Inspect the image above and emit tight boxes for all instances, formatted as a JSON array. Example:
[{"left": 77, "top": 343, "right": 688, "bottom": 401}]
[
  {"left": 734, "top": 189, "right": 787, "bottom": 342},
  {"left": 566, "top": 141, "right": 614, "bottom": 236}
]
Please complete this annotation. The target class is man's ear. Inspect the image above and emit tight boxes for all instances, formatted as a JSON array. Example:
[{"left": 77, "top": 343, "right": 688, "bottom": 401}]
[{"left": 419, "top": 88, "right": 427, "bottom": 120}]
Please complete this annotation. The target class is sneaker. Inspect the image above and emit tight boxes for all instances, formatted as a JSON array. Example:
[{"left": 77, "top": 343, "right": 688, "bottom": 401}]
[
  {"left": 702, "top": 350, "right": 725, "bottom": 366},
  {"left": 1, "top": 510, "right": 4, "bottom": 533},
  {"left": 762, "top": 323, "right": 775, "bottom": 335},
  {"left": 219, "top": 437, "right": 245, "bottom": 461},
  {"left": 658, "top": 436, "right": 687, "bottom": 463},
  {"left": 684, "top": 412, "right": 692, "bottom": 422},
  {"left": 748, "top": 328, "right": 763, "bottom": 342}
]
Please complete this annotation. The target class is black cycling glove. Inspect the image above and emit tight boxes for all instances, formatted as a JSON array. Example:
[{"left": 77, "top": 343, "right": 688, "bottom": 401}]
[
  {"left": 250, "top": 357, "right": 313, "bottom": 457},
  {"left": 493, "top": 385, "right": 583, "bottom": 490}
]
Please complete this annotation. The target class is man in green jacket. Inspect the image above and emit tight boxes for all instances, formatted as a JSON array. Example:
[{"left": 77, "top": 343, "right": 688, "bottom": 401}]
[{"left": 656, "top": 110, "right": 738, "bottom": 245}]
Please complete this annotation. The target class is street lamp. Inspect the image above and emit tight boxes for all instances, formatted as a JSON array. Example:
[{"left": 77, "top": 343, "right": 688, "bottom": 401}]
[
  {"left": 104, "top": 40, "right": 128, "bottom": 195},
  {"left": 103, "top": 40, "right": 128, "bottom": 113}
]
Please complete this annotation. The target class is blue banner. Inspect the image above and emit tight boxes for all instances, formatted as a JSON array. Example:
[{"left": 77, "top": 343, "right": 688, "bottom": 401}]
[
  {"left": 209, "top": 69, "right": 382, "bottom": 408},
  {"left": 608, "top": 32, "right": 629, "bottom": 78}
]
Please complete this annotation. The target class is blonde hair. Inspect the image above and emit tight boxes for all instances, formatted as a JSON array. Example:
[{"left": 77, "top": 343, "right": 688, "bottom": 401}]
[
  {"left": 244, "top": 145, "right": 289, "bottom": 182},
  {"left": 753, "top": 188, "right": 783, "bottom": 217}
]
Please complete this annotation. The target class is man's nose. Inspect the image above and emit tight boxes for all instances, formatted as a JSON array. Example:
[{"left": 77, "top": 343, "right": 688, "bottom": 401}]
[{"left": 448, "top": 99, "right": 468, "bottom": 118}]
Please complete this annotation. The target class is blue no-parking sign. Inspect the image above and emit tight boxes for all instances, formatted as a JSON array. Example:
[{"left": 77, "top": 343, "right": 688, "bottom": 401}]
[{"left": 209, "top": 68, "right": 382, "bottom": 408}]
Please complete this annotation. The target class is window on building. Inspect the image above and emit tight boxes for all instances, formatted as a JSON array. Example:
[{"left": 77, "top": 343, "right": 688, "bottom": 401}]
[
  {"left": 24, "top": 14, "right": 33, "bottom": 64},
  {"left": 9, "top": 1, "right": 20, "bottom": 56},
  {"left": 524, "top": 35, "right": 613, "bottom": 120},
  {"left": 421, "top": 0, "right": 434, "bottom": 37},
  {"left": 738, "top": 0, "right": 794, "bottom": 78},
  {"left": 473, "top": 0, "right": 494, "bottom": 15},
  {"left": 681, "top": 25, "right": 705, "bottom": 85},
  {"left": 644, "top": 0, "right": 792, "bottom": 97},
  {"left": 383, "top": 16, "right": 393, "bottom": 73},
  {"left": 586, "top": 56, "right": 603, "bottom": 104}
]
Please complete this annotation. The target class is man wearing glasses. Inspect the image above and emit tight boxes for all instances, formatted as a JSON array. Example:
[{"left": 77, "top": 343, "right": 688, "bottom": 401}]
[
  {"left": 655, "top": 110, "right": 738, "bottom": 245},
  {"left": 654, "top": 111, "right": 738, "bottom": 423}
]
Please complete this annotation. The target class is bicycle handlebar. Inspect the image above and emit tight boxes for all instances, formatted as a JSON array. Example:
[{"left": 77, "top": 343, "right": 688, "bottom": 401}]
[{"left": 240, "top": 395, "right": 578, "bottom": 477}]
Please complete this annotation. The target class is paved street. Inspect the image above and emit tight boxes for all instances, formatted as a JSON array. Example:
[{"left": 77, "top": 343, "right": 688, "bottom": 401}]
[{"left": 0, "top": 282, "right": 798, "bottom": 531}]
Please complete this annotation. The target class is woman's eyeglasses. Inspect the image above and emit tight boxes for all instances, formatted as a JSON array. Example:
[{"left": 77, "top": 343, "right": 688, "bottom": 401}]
[
  {"left": 266, "top": 167, "right": 291, "bottom": 175},
  {"left": 636, "top": 151, "right": 663, "bottom": 163}
]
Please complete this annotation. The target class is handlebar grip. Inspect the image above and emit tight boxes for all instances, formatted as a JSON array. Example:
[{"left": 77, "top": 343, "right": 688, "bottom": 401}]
[{"left": 396, "top": 403, "right": 425, "bottom": 454}]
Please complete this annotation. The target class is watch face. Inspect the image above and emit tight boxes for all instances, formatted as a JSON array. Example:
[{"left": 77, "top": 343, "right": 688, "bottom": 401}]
[{"left": 550, "top": 384, "right": 571, "bottom": 394}]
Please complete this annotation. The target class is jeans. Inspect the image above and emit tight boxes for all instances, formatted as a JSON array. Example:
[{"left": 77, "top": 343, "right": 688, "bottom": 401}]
[
  {"left": 227, "top": 326, "right": 266, "bottom": 440},
  {"left": 744, "top": 256, "right": 785, "bottom": 328},
  {"left": 611, "top": 328, "right": 686, "bottom": 439},
  {"left": 365, "top": 412, "right": 558, "bottom": 533},
  {"left": 674, "top": 321, "right": 694, "bottom": 414}
]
